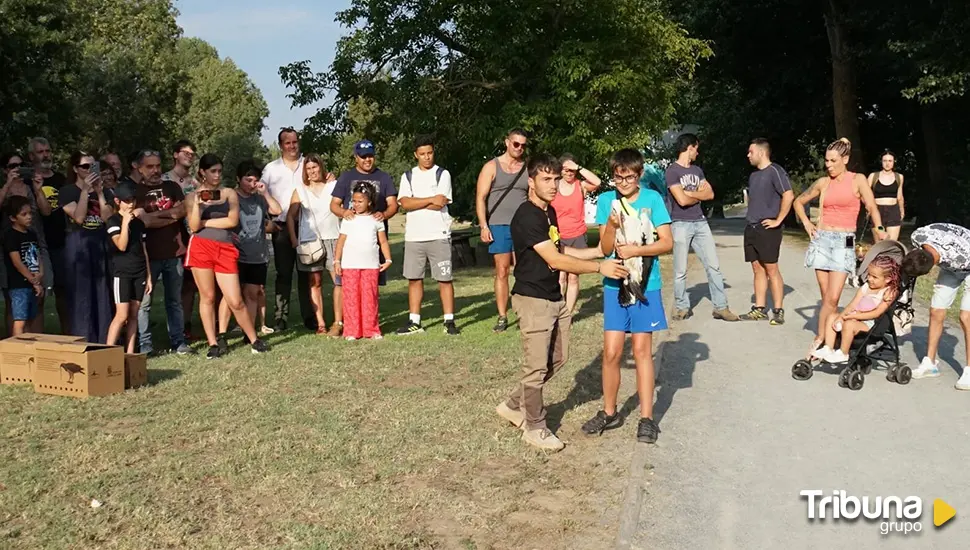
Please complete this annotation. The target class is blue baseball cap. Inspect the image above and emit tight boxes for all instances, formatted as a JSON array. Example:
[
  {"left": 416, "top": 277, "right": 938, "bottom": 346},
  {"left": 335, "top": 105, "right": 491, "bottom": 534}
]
[{"left": 354, "top": 139, "right": 376, "bottom": 157}]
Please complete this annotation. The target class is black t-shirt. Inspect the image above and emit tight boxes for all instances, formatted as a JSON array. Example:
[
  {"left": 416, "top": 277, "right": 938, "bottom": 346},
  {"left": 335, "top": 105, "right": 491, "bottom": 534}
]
[
  {"left": 106, "top": 214, "right": 147, "bottom": 277},
  {"left": 136, "top": 181, "right": 186, "bottom": 260},
  {"left": 511, "top": 201, "right": 562, "bottom": 302},
  {"left": 3, "top": 228, "right": 41, "bottom": 289},
  {"left": 40, "top": 172, "right": 67, "bottom": 249},
  {"left": 59, "top": 184, "right": 109, "bottom": 231}
]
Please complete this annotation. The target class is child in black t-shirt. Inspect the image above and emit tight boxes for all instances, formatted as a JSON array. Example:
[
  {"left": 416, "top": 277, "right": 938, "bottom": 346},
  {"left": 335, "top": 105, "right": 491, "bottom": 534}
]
[
  {"left": 105, "top": 183, "right": 152, "bottom": 353},
  {"left": 3, "top": 196, "right": 44, "bottom": 335}
]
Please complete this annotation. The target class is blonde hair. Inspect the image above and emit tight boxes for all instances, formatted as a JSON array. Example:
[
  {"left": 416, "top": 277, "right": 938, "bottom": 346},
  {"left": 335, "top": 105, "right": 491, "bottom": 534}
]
[{"left": 827, "top": 137, "right": 852, "bottom": 158}]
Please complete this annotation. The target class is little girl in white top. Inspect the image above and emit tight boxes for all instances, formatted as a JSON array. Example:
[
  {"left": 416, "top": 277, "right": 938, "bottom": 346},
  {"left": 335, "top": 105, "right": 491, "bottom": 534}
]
[
  {"left": 333, "top": 181, "right": 393, "bottom": 340},
  {"left": 813, "top": 256, "right": 900, "bottom": 364}
]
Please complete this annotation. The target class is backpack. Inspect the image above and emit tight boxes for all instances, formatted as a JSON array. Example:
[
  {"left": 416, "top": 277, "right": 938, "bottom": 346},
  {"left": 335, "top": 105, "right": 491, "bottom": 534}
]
[{"left": 404, "top": 166, "right": 446, "bottom": 196}]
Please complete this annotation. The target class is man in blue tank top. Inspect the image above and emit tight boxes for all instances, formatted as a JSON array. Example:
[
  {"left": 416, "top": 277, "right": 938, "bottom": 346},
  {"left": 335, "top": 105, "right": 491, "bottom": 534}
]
[{"left": 475, "top": 128, "right": 530, "bottom": 333}]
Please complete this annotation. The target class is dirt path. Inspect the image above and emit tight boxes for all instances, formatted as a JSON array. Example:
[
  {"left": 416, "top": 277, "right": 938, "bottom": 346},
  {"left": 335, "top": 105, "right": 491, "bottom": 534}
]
[{"left": 622, "top": 219, "right": 968, "bottom": 549}]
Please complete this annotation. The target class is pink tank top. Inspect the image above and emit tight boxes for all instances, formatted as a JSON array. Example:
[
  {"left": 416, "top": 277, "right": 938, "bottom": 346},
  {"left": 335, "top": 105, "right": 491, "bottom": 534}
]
[
  {"left": 821, "top": 172, "right": 861, "bottom": 229},
  {"left": 550, "top": 181, "right": 587, "bottom": 239}
]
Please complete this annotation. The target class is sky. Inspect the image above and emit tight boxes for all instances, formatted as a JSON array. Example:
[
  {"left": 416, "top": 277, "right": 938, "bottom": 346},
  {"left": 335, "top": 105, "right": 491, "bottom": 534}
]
[{"left": 175, "top": 0, "right": 349, "bottom": 146}]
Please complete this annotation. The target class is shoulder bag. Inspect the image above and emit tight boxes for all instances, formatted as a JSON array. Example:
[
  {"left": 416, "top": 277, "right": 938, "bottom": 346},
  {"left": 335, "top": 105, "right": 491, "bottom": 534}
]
[{"left": 295, "top": 186, "right": 325, "bottom": 265}]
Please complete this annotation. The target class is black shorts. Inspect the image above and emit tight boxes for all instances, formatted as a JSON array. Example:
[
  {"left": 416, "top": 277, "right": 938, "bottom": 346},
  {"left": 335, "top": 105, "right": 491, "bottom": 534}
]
[
  {"left": 877, "top": 204, "right": 902, "bottom": 227},
  {"left": 112, "top": 276, "right": 147, "bottom": 304},
  {"left": 239, "top": 262, "right": 268, "bottom": 286},
  {"left": 743, "top": 223, "right": 783, "bottom": 264}
]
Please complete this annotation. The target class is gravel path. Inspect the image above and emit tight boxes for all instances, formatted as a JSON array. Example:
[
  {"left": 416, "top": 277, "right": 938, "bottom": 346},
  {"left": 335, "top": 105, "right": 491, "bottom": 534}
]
[{"left": 627, "top": 219, "right": 968, "bottom": 549}]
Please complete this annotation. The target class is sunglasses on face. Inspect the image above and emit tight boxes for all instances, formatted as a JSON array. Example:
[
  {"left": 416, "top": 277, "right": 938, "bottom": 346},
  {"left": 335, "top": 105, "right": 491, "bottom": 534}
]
[
  {"left": 509, "top": 141, "right": 527, "bottom": 149},
  {"left": 6, "top": 163, "right": 22, "bottom": 169},
  {"left": 179, "top": 150, "right": 196, "bottom": 157},
  {"left": 76, "top": 163, "right": 94, "bottom": 170}
]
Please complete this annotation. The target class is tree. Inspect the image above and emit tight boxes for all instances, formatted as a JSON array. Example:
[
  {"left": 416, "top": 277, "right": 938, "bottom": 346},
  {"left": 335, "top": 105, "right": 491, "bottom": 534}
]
[
  {"left": 172, "top": 38, "right": 269, "bottom": 185},
  {"left": 281, "top": 0, "right": 711, "bottom": 217}
]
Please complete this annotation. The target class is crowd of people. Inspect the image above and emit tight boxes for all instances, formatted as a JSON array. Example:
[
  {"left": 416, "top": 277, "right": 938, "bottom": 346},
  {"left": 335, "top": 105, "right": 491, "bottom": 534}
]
[{"left": 2, "top": 127, "right": 968, "bottom": 452}]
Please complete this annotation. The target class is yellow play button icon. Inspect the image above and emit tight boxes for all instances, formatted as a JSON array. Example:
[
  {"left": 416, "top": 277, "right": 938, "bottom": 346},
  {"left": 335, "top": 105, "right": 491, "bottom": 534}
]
[{"left": 934, "top": 499, "right": 956, "bottom": 527}]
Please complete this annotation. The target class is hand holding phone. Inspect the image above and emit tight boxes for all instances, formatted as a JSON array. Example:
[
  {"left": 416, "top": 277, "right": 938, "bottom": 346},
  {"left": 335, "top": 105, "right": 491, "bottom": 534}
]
[{"left": 199, "top": 189, "right": 222, "bottom": 202}]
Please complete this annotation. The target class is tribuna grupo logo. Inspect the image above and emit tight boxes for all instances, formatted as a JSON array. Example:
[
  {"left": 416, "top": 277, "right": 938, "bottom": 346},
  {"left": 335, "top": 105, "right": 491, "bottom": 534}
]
[{"left": 800, "top": 490, "right": 929, "bottom": 535}]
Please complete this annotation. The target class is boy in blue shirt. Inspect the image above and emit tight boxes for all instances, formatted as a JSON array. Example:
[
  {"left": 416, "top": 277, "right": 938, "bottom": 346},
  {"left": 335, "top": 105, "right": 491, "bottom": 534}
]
[{"left": 582, "top": 149, "right": 673, "bottom": 444}]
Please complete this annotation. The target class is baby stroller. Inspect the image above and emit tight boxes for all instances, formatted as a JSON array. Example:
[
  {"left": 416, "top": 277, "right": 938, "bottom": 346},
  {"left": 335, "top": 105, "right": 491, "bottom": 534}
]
[{"left": 791, "top": 240, "right": 915, "bottom": 390}]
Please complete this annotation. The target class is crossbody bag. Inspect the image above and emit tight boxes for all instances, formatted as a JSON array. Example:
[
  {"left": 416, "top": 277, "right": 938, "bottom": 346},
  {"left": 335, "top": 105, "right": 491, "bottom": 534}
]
[
  {"left": 485, "top": 162, "right": 527, "bottom": 224},
  {"left": 295, "top": 186, "right": 325, "bottom": 264}
]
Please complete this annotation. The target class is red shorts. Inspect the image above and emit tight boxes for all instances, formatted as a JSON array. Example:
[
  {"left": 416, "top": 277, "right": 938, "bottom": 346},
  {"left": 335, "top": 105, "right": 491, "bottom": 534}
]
[{"left": 184, "top": 236, "right": 239, "bottom": 274}]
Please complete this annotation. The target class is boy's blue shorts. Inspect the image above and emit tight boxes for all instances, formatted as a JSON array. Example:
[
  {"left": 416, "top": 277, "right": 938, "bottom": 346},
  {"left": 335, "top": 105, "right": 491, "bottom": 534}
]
[{"left": 603, "top": 287, "right": 667, "bottom": 334}]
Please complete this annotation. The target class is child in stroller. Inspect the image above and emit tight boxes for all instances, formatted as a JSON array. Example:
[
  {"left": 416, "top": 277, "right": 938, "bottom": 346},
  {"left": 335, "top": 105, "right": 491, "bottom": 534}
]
[
  {"left": 792, "top": 240, "right": 915, "bottom": 390},
  {"left": 811, "top": 255, "right": 899, "bottom": 364}
]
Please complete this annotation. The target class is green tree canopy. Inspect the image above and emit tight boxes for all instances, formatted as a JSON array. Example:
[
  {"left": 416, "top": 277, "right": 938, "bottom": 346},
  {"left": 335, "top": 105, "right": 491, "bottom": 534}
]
[{"left": 281, "top": 0, "right": 711, "bottom": 217}]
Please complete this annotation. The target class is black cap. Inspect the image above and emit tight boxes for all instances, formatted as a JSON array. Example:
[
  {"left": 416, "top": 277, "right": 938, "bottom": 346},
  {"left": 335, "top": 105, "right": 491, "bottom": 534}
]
[{"left": 114, "top": 182, "right": 137, "bottom": 201}]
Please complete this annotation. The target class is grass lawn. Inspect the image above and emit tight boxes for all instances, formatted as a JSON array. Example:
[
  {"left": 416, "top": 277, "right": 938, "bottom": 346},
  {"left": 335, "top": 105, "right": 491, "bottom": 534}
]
[{"left": 0, "top": 228, "right": 653, "bottom": 549}]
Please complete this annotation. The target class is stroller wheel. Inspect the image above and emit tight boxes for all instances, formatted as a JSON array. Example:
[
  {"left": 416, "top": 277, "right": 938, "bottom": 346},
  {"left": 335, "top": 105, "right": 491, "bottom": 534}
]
[
  {"left": 838, "top": 367, "right": 850, "bottom": 388},
  {"left": 792, "top": 360, "right": 813, "bottom": 381},
  {"left": 886, "top": 365, "right": 898, "bottom": 383},
  {"left": 895, "top": 365, "right": 912, "bottom": 385},
  {"left": 856, "top": 357, "right": 872, "bottom": 375},
  {"left": 848, "top": 370, "right": 865, "bottom": 391}
]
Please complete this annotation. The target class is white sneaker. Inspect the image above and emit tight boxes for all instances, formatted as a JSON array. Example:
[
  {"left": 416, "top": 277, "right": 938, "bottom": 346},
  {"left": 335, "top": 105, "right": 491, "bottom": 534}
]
[
  {"left": 912, "top": 357, "right": 941, "bottom": 379},
  {"left": 521, "top": 427, "right": 565, "bottom": 451},
  {"left": 345, "top": 336, "right": 357, "bottom": 342},
  {"left": 812, "top": 346, "right": 835, "bottom": 361},
  {"left": 827, "top": 350, "right": 850, "bottom": 364},
  {"left": 955, "top": 368, "right": 970, "bottom": 391}
]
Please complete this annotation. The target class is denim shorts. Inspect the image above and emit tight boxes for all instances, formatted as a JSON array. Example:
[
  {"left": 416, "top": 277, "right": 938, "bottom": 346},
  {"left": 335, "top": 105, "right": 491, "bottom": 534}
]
[
  {"left": 805, "top": 230, "right": 855, "bottom": 274},
  {"left": 931, "top": 268, "right": 970, "bottom": 312},
  {"left": 8, "top": 287, "right": 38, "bottom": 321}
]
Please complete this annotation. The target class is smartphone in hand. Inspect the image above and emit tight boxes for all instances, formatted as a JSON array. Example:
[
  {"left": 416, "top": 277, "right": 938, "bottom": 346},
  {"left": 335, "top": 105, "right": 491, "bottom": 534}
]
[{"left": 199, "top": 189, "right": 222, "bottom": 202}]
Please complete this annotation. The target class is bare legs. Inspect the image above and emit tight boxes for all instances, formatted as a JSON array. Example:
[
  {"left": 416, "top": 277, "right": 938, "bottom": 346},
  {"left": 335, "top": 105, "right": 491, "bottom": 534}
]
[
  {"left": 493, "top": 253, "right": 512, "bottom": 318},
  {"left": 107, "top": 301, "right": 141, "bottom": 353},
  {"left": 195, "top": 269, "right": 259, "bottom": 346},
  {"left": 602, "top": 331, "right": 656, "bottom": 419},
  {"left": 559, "top": 271, "right": 581, "bottom": 314},
  {"left": 309, "top": 272, "right": 326, "bottom": 330}
]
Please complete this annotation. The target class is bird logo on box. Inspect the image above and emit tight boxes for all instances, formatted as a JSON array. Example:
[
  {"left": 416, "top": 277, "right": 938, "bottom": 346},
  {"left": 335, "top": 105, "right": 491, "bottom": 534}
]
[{"left": 60, "top": 362, "right": 84, "bottom": 384}]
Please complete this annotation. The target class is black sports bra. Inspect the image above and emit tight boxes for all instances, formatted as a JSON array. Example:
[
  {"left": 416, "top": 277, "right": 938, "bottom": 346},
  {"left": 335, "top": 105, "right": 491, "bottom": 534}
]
[{"left": 871, "top": 174, "right": 899, "bottom": 199}]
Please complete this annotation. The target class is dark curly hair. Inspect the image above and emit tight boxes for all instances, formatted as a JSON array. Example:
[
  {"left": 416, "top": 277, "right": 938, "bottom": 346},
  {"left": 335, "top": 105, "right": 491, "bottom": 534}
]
[{"left": 350, "top": 181, "right": 378, "bottom": 214}]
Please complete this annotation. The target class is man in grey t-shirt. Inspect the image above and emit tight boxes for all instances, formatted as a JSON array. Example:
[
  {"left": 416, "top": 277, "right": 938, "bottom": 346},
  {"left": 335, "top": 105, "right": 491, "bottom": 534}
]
[
  {"left": 738, "top": 138, "right": 794, "bottom": 324},
  {"left": 665, "top": 133, "right": 739, "bottom": 322}
]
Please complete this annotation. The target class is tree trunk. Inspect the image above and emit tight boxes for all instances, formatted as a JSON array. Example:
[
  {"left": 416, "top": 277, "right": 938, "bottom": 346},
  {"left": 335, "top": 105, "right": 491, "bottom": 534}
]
[
  {"left": 916, "top": 104, "right": 945, "bottom": 223},
  {"left": 823, "top": 0, "right": 864, "bottom": 172}
]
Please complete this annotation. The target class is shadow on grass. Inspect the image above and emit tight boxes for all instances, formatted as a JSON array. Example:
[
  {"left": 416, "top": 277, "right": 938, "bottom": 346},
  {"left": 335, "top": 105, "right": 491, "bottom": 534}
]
[
  {"left": 147, "top": 369, "right": 182, "bottom": 386},
  {"left": 545, "top": 331, "right": 708, "bottom": 432}
]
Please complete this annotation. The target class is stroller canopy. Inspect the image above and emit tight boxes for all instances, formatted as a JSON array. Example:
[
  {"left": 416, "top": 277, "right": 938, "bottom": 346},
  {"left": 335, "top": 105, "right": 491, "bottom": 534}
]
[{"left": 857, "top": 240, "right": 908, "bottom": 277}]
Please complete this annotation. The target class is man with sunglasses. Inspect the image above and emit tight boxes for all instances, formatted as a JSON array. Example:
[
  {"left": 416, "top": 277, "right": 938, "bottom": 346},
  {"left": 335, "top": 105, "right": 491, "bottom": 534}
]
[
  {"left": 162, "top": 139, "right": 202, "bottom": 341},
  {"left": 29, "top": 137, "right": 70, "bottom": 332},
  {"left": 476, "top": 128, "right": 530, "bottom": 332},
  {"left": 133, "top": 150, "right": 194, "bottom": 355}
]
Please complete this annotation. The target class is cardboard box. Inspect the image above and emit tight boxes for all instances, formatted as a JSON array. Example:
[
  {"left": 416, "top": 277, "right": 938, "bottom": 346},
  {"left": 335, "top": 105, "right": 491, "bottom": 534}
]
[
  {"left": 32, "top": 342, "right": 125, "bottom": 398},
  {"left": 124, "top": 353, "right": 148, "bottom": 389},
  {"left": 0, "top": 333, "right": 85, "bottom": 385}
]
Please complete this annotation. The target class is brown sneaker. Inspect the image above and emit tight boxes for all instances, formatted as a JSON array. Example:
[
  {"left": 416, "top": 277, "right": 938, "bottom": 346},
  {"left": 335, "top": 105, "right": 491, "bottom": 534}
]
[
  {"left": 521, "top": 427, "right": 565, "bottom": 451},
  {"left": 713, "top": 308, "right": 740, "bottom": 322},
  {"left": 327, "top": 322, "right": 343, "bottom": 338},
  {"left": 496, "top": 402, "right": 525, "bottom": 429},
  {"left": 672, "top": 309, "right": 692, "bottom": 321}
]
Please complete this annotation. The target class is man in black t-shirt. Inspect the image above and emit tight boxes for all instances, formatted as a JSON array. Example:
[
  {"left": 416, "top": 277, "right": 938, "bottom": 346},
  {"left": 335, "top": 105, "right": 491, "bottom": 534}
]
[
  {"left": 28, "top": 136, "right": 69, "bottom": 332},
  {"left": 494, "top": 154, "right": 627, "bottom": 452}
]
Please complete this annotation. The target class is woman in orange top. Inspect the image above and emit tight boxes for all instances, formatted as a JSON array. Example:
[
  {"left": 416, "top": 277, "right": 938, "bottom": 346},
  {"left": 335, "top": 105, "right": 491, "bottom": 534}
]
[{"left": 794, "top": 138, "right": 886, "bottom": 354}]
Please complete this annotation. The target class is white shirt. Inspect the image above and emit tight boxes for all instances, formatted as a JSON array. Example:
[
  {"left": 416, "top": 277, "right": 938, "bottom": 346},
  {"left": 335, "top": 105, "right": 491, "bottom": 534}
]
[
  {"left": 339, "top": 214, "right": 384, "bottom": 269},
  {"left": 296, "top": 182, "right": 340, "bottom": 242},
  {"left": 398, "top": 165, "right": 453, "bottom": 242},
  {"left": 261, "top": 156, "right": 305, "bottom": 221}
]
